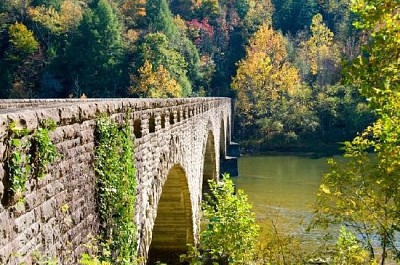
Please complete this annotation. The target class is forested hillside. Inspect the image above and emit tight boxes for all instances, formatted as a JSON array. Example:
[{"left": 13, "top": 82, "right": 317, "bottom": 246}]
[{"left": 0, "top": 0, "right": 377, "bottom": 150}]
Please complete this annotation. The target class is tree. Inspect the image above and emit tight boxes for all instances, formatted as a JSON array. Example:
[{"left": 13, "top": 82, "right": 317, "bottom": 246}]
[
  {"left": 0, "top": 22, "right": 42, "bottom": 98},
  {"left": 272, "top": 0, "right": 318, "bottom": 34},
  {"left": 28, "top": 0, "right": 83, "bottom": 35},
  {"left": 117, "top": 0, "right": 146, "bottom": 28},
  {"left": 8, "top": 22, "right": 39, "bottom": 57},
  {"left": 183, "top": 174, "right": 259, "bottom": 264},
  {"left": 314, "top": 0, "right": 400, "bottom": 263},
  {"left": 60, "top": 0, "right": 125, "bottom": 97},
  {"left": 146, "top": 0, "right": 179, "bottom": 40},
  {"left": 31, "top": 0, "right": 62, "bottom": 9},
  {"left": 231, "top": 24, "right": 303, "bottom": 140},
  {"left": 298, "top": 13, "right": 341, "bottom": 86},
  {"left": 242, "top": 0, "right": 273, "bottom": 38},
  {"left": 138, "top": 32, "right": 191, "bottom": 96},
  {"left": 194, "top": 0, "right": 220, "bottom": 22},
  {"left": 131, "top": 60, "right": 183, "bottom": 98},
  {"left": 348, "top": 0, "right": 400, "bottom": 109}
]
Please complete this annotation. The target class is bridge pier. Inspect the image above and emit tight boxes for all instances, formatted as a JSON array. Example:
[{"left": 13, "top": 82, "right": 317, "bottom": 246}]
[{"left": 221, "top": 142, "right": 240, "bottom": 177}]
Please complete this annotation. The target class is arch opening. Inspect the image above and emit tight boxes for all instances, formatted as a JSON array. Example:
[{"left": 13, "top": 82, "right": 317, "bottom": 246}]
[
  {"left": 161, "top": 114, "right": 166, "bottom": 129},
  {"left": 220, "top": 118, "right": 226, "bottom": 159},
  {"left": 149, "top": 116, "right": 156, "bottom": 133},
  {"left": 227, "top": 116, "right": 231, "bottom": 147},
  {"left": 134, "top": 119, "right": 142, "bottom": 138},
  {"left": 202, "top": 131, "right": 217, "bottom": 196},
  {"left": 148, "top": 165, "right": 194, "bottom": 264}
]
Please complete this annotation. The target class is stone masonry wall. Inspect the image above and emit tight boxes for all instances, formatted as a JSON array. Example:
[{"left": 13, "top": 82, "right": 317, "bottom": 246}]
[{"left": 0, "top": 98, "right": 232, "bottom": 265}]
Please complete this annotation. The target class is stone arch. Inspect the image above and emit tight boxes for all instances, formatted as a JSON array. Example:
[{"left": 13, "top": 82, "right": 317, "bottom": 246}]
[
  {"left": 202, "top": 131, "right": 217, "bottom": 196},
  {"left": 148, "top": 165, "right": 194, "bottom": 264}
]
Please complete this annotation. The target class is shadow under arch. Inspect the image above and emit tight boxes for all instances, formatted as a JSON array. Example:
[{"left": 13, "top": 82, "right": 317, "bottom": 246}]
[
  {"left": 202, "top": 131, "right": 217, "bottom": 196},
  {"left": 226, "top": 115, "right": 231, "bottom": 147},
  {"left": 220, "top": 117, "right": 226, "bottom": 159},
  {"left": 148, "top": 165, "right": 194, "bottom": 264}
]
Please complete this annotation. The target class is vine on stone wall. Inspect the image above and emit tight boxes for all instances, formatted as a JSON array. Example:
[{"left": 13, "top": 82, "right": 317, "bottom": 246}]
[
  {"left": 4, "top": 120, "right": 58, "bottom": 203},
  {"left": 7, "top": 122, "right": 31, "bottom": 194},
  {"left": 31, "top": 119, "right": 58, "bottom": 179},
  {"left": 94, "top": 115, "right": 137, "bottom": 264}
]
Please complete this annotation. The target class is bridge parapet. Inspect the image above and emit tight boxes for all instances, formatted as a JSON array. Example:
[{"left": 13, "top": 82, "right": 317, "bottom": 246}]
[{"left": 0, "top": 98, "right": 234, "bottom": 264}]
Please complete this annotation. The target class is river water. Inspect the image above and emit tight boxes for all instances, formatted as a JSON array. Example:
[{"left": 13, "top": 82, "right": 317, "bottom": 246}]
[{"left": 235, "top": 154, "right": 332, "bottom": 247}]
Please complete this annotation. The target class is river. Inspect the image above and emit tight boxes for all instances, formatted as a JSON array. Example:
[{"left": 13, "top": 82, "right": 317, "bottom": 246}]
[{"left": 235, "top": 154, "right": 333, "bottom": 248}]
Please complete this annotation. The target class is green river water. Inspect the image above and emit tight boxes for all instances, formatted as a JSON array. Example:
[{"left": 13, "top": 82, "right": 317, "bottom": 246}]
[{"left": 236, "top": 154, "right": 332, "bottom": 246}]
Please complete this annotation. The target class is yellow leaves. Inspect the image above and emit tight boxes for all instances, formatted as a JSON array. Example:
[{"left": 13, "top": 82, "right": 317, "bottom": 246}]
[
  {"left": 8, "top": 22, "right": 39, "bottom": 55},
  {"left": 59, "top": 0, "right": 83, "bottom": 29},
  {"left": 299, "top": 13, "right": 340, "bottom": 76},
  {"left": 231, "top": 23, "right": 302, "bottom": 125},
  {"left": 28, "top": 6, "right": 61, "bottom": 32},
  {"left": 131, "top": 60, "right": 183, "bottom": 98},
  {"left": 248, "top": 24, "right": 287, "bottom": 65},
  {"left": 310, "top": 14, "right": 334, "bottom": 46},
  {"left": 320, "top": 184, "right": 331, "bottom": 194},
  {"left": 28, "top": 0, "right": 83, "bottom": 34}
]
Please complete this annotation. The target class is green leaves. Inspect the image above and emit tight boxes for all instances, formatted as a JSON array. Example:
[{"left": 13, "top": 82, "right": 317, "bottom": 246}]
[
  {"left": 94, "top": 115, "right": 137, "bottom": 265},
  {"left": 333, "top": 226, "right": 371, "bottom": 265},
  {"left": 8, "top": 22, "right": 39, "bottom": 56},
  {"left": 31, "top": 127, "right": 58, "bottom": 179},
  {"left": 314, "top": 2, "right": 400, "bottom": 259},
  {"left": 6, "top": 120, "right": 57, "bottom": 195},
  {"left": 199, "top": 174, "right": 259, "bottom": 264},
  {"left": 348, "top": 0, "right": 400, "bottom": 109}
]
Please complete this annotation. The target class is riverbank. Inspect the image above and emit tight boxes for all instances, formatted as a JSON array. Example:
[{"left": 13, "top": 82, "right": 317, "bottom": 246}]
[{"left": 238, "top": 140, "right": 344, "bottom": 158}]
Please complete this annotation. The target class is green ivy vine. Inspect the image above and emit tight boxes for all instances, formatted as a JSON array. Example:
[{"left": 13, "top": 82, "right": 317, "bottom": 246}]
[
  {"left": 7, "top": 122, "right": 31, "bottom": 193},
  {"left": 94, "top": 115, "right": 137, "bottom": 265},
  {"left": 31, "top": 119, "right": 58, "bottom": 179},
  {"left": 6, "top": 119, "right": 58, "bottom": 196}
]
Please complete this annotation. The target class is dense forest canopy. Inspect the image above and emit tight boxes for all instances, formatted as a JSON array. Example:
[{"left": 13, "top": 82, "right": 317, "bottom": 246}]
[{"left": 0, "top": 0, "right": 382, "bottom": 150}]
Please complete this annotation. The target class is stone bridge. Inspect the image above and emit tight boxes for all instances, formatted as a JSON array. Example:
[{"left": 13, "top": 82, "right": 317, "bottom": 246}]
[{"left": 0, "top": 98, "right": 239, "bottom": 264}]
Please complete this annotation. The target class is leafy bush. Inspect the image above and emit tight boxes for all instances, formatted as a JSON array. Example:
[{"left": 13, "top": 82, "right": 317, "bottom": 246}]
[{"left": 183, "top": 174, "right": 259, "bottom": 264}]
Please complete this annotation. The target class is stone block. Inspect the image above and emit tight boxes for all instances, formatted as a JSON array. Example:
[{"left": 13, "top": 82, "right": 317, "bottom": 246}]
[
  {"left": 50, "top": 126, "right": 64, "bottom": 144},
  {"left": 7, "top": 111, "right": 38, "bottom": 132},
  {"left": 36, "top": 109, "right": 61, "bottom": 125},
  {"left": 79, "top": 103, "right": 97, "bottom": 120},
  {"left": 0, "top": 242, "right": 13, "bottom": 264},
  {"left": 95, "top": 102, "right": 110, "bottom": 114},
  {"left": 0, "top": 114, "right": 8, "bottom": 140},
  {"left": 0, "top": 142, "right": 6, "bottom": 162},
  {"left": 59, "top": 106, "right": 80, "bottom": 124},
  {"left": 14, "top": 232, "right": 29, "bottom": 252},
  {"left": 14, "top": 211, "right": 34, "bottom": 233},
  {"left": 0, "top": 165, "right": 4, "bottom": 191},
  {"left": 62, "top": 125, "right": 76, "bottom": 140},
  {"left": 42, "top": 222, "right": 54, "bottom": 248},
  {"left": 41, "top": 198, "right": 55, "bottom": 222}
]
